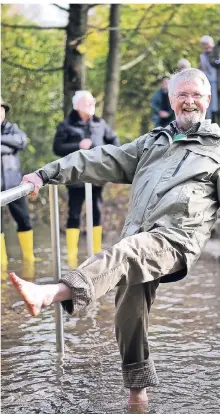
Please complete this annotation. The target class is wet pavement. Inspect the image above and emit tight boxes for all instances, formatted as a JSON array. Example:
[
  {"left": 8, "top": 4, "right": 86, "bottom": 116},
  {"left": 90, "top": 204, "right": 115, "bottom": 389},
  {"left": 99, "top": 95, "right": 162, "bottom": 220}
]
[{"left": 1, "top": 223, "right": 220, "bottom": 413}]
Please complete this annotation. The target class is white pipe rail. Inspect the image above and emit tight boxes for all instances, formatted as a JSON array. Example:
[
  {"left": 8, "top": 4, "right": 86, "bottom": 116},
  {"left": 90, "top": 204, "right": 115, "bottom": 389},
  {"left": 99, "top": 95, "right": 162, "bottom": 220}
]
[
  {"left": 49, "top": 185, "right": 64, "bottom": 354},
  {"left": 0, "top": 182, "right": 34, "bottom": 207},
  {"left": 85, "top": 183, "right": 94, "bottom": 256}
]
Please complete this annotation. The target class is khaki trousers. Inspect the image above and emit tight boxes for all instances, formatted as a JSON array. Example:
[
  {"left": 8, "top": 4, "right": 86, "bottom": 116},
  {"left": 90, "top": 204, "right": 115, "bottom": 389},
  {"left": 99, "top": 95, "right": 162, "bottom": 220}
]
[
  {"left": 60, "top": 232, "right": 184, "bottom": 388},
  {"left": 115, "top": 280, "right": 160, "bottom": 388}
]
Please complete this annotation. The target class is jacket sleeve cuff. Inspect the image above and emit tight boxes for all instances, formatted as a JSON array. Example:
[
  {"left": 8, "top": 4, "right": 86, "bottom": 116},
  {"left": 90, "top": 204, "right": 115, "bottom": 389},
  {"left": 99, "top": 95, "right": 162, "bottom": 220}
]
[{"left": 36, "top": 170, "right": 50, "bottom": 185}]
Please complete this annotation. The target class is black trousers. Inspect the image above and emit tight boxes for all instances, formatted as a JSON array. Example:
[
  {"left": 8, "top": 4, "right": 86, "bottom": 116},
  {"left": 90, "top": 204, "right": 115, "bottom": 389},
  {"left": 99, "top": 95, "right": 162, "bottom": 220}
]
[
  {"left": 67, "top": 186, "right": 103, "bottom": 229},
  {"left": 1, "top": 196, "right": 32, "bottom": 233}
]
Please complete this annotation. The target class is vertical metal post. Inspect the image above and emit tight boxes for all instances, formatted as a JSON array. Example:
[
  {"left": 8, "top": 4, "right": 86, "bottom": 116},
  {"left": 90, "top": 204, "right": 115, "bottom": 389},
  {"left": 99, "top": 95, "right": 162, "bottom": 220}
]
[
  {"left": 49, "top": 185, "right": 64, "bottom": 354},
  {"left": 85, "top": 183, "right": 93, "bottom": 256}
]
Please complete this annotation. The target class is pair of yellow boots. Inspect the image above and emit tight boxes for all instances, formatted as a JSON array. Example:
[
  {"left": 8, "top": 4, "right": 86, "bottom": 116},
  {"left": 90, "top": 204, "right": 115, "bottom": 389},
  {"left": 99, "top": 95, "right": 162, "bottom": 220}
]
[
  {"left": 1, "top": 227, "right": 102, "bottom": 270},
  {"left": 1, "top": 230, "right": 36, "bottom": 270},
  {"left": 66, "top": 225, "right": 102, "bottom": 269}
]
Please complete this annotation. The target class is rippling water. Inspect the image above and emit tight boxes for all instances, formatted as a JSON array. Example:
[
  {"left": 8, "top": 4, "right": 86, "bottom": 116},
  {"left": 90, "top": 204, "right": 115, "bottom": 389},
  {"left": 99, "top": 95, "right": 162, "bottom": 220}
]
[{"left": 1, "top": 224, "right": 220, "bottom": 413}]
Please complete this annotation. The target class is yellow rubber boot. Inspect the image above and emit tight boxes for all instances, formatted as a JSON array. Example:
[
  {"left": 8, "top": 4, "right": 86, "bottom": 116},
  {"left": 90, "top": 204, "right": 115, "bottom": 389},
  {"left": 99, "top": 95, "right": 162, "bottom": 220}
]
[
  {"left": 93, "top": 226, "right": 102, "bottom": 254},
  {"left": 22, "top": 260, "right": 35, "bottom": 281},
  {"left": 66, "top": 228, "right": 80, "bottom": 269},
  {"left": 18, "top": 230, "right": 35, "bottom": 262},
  {"left": 1, "top": 233, "right": 8, "bottom": 270}
]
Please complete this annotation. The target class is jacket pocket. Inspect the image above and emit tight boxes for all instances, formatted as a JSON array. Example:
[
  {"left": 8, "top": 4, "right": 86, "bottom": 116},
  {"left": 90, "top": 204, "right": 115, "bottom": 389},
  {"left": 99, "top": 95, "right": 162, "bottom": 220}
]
[
  {"left": 172, "top": 150, "right": 190, "bottom": 177},
  {"left": 172, "top": 182, "right": 207, "bottom": 226}
]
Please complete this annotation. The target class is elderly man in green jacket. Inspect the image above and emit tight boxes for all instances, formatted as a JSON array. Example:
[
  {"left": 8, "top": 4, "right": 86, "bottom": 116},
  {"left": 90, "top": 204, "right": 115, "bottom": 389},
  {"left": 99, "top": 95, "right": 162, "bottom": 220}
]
[{"left": 10, "top": 68, "right": 220, "bottom": 406}]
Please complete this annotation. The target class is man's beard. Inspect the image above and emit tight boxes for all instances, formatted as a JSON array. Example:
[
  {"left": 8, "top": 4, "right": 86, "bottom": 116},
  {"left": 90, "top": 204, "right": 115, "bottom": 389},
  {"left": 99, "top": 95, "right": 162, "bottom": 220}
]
[{"left": 176, "top": 111, "right": 202, "bottom": 131}]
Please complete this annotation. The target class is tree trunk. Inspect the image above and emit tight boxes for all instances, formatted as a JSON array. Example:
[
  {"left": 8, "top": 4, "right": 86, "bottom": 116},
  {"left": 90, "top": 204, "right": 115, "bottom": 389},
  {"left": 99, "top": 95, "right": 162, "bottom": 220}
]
[
  {"left": 140, "top": 113, "right": 150, "bottom": 135},
  {"left": 102, "top": 5, "right": 121, "bottom": 128},
  {"left": 63, "top": 4, "right": 88, "bottom": 117}
]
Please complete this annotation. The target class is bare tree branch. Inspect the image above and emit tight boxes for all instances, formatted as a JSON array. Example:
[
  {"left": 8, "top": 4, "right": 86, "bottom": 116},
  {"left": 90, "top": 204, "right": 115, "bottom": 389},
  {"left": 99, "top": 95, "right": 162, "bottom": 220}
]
[
  {"left": 120, "top": 5, "right": 182, "bottom": 71},
  {"left": 52, "top": 3, "right": 69, "bottom": 12},
  {"left": 87, "top": 24, "right": 108, "bottom": 31},
  {"left": 122, "top": 5, "right": 154, "bottom": 45},
  {"left": 1, "top": 22, "right": 66, "bottom": 30},
  {"left": 67, "top": 25, "right": 119, "bottom": 47},
  {"left": 4, "top": 44, "right": 45, "bottom": 55},
  {"left": 2, "top": 57, "right": 63, "bottom": 72},
  {"left": 121, "top": 23, "right": 208, "bottom": 34},
  {"left": 87, "top": 4, "right": 100, "bottom": 9},
  {"left": 13, "top": 43, "right": 64, "bottom": 55},
  {"left": 137, "top": 23, "right": 220, "bottom": 29}
]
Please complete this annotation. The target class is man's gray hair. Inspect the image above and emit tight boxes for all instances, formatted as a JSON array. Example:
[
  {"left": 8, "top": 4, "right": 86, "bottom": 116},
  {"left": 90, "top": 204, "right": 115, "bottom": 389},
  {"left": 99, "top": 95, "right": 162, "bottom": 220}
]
[
  {"left": 72, "top": 90, "right": 95, "bottom": 109},
  {"left": 168, "top": 68, "right": 211, "bottom": 96},
  {"left": 200, "top": 35, "right": 214, "bottom": 46},
  {"left": 177, "top": 58, "right": 191, "bottom": 71}
]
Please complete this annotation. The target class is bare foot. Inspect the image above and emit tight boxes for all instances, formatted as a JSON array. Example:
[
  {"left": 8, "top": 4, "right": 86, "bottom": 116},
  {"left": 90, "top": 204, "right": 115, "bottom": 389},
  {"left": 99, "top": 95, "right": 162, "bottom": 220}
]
[
  {"left": 129, "top": 388, "right": 148, "bottom": 405},
  {"left": 9, "top": 272, "right": 49, "bottom": 316}
]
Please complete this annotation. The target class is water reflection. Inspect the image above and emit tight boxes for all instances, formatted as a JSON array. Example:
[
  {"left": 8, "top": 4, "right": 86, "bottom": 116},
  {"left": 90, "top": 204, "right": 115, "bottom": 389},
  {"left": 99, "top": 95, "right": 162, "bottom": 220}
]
[{"left": 1, "top": 224, "right": 220, "bottom": 413}]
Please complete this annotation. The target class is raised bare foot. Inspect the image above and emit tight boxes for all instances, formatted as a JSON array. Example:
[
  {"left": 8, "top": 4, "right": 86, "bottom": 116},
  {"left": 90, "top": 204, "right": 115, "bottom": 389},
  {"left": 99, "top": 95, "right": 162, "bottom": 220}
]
[
  {"left": 129, "top": 388, "right": 148, "bottom": 405},
  {"left": 9, "top": 272, "right": 48, "bottom": 316}
]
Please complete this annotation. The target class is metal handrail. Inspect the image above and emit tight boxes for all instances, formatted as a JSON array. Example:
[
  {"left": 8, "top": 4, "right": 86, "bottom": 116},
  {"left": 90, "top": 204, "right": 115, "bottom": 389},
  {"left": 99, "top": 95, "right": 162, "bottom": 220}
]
[
  {"left": 49, "top": 185, "right": 64, "bottom": 354},
  {"left": 0, "top": 182, "right": 35, "bottom": 207},
  {"left": 1, "top": 182, "right": 94, "bottom": 354},
  {"left": 85, "top": 183, "right": 93, "bottom": 257}
]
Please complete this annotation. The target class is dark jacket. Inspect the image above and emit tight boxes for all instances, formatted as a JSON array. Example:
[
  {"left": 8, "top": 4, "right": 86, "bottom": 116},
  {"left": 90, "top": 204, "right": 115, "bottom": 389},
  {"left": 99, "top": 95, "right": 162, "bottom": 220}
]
[
  {"left": 209, "top": 40, "right": 220, "bottom": 107},
  {"left": 1, "top": 120, "right": 27, "bottom": 191},
  {"left": 151, "top": 88, "right": 174, "bottom": 127},
  {"left": 53, "top": 110, "right": 120, "bottom": 188}
]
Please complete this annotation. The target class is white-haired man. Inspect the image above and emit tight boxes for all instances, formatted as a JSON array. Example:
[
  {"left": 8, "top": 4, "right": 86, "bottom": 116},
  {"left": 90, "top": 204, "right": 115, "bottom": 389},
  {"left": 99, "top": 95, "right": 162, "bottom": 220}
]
[
  {"left": 10, "top": 69, "right": 220, "bottom": 407},
  {"left": 177, "top": 58, "right": 191, "bottom": 71},
  {"left": 199, "top": 35, "right": 218, "bottom": 121},
  {"left": 53, "top": 90, "right": 120, "bottom": 268}
]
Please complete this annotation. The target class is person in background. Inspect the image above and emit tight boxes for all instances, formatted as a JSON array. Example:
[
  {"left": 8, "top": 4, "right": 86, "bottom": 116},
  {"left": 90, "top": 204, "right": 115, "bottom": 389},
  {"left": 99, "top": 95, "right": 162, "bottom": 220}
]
[
  {"left": 53, "top": 91, "right": 120, "bottom": 269},
  {"left": 151, "top": 76, "right": 175, "bottom": 127},
  {"left": 177, "top": 58, "right": 191, "bottom": 72},
  {"left": 9, "top": 68, "right": 220, "bottom": 406},
  {"left": 208, "top": 39, "right": 220, "bottom": 124},
  {"left": 1, "top": 97, "right": 36, "bottom": 269},
  {"left": 199, "top": 35, "right": 218, "bottom": 121}
]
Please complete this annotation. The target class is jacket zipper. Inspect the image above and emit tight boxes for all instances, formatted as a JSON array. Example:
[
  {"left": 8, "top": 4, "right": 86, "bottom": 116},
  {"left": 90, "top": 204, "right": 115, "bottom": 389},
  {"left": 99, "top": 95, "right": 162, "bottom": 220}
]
[{"left": 172, "top": 150, "right": 190, "bottom": 177}]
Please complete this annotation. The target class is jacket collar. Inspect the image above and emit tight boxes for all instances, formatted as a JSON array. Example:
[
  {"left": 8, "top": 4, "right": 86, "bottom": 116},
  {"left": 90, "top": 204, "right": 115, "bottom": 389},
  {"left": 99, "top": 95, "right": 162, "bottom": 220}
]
[
  {"left": 165, "top": 120, "right": 220, "bottom": 138},
  {"left": 67, "top": 109, "right": 100, "bottom": 125},
  {"left": 196, "top": 120, "right": 220, "bottom": 137},
  {"left": 150, "top": 119, "right": 220, "bottom": 146}
]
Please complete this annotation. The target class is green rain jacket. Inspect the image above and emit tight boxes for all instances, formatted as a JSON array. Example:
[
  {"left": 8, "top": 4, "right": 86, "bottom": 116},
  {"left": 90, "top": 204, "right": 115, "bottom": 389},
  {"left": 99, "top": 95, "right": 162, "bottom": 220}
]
[{"left": 37, "top": 120, "right": 220, "bottom": 285}]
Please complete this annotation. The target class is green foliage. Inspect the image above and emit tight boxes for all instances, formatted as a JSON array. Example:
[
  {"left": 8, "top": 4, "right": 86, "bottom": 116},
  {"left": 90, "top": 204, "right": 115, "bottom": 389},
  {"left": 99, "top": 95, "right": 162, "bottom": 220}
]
[
  {"left": 1, "top": 5, "right": 64, "bottom": 172},
  {"left": 2, "top": 2, "right": 220, "bottom": 168},
  {"left": 87, "top": 4, "right": 220, "bottom": 142}
]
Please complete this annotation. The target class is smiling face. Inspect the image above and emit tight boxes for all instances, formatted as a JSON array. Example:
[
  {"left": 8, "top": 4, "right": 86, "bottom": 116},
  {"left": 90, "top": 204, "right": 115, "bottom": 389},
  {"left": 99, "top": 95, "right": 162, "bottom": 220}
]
[{"left": 169, "top": 78, "right": 211, "bottom": 131}]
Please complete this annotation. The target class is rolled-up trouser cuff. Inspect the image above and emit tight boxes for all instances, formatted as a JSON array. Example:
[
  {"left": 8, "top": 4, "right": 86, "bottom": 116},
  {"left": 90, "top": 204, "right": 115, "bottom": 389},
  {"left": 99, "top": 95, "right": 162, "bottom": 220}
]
[
  {"left": 59, "top": 270, "right": 95, "bottom": 315},
  {"left": 122, "top": 358, "right": 159, "bottom": 388}
]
